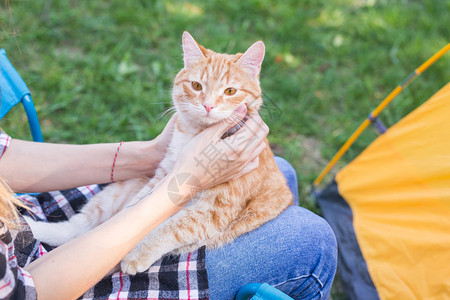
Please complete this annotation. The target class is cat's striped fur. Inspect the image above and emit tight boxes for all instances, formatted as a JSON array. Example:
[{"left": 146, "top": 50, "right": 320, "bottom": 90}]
[{"left": 25, "top": 32, "right": 292, "bottom": 275}]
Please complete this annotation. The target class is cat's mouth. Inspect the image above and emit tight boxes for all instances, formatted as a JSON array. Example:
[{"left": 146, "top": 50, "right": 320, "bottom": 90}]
[{"left": 193, "top": 104, "right": 250, "bottom": 136}]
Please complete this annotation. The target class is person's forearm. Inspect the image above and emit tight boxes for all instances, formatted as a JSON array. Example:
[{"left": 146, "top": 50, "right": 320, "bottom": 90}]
[
  {"left": 0, "top": 139, "right": 162, "bottom": 193},
  {"left": 24, "top": 176, "right": 184, "bottom": 300}
]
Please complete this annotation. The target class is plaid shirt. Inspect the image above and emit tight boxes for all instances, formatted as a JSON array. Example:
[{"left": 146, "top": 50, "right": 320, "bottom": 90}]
[
  {"left": 0, "top": 225, "right": 37, "bottom": 300},
  {"left": 0, "top": 132, "right": 209, "bottom": 299}
]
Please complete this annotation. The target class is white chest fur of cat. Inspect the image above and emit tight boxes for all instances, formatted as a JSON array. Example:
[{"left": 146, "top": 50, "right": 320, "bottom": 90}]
[{"left": 25, "top": 32, "right": 293, "bottom": 275}]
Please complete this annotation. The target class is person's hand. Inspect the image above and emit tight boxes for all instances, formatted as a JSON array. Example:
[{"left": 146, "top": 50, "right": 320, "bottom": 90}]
[
  {"left": 170, "top": 106, "right": 269, "bottom": 196},
  {"left": 152, "top": 113, "right": 178, "bottom": 162},
  {"left": 115, "top": 113, "right": 178, "bottom": 180},
  {"left": 117, "top": 114, "right": 177, "bottom": 180}
]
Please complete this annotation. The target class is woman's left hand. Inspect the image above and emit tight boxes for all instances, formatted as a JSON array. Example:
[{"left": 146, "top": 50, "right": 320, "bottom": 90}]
[{"left": 152, "top": 113, "right": 178, "bottom": 164}]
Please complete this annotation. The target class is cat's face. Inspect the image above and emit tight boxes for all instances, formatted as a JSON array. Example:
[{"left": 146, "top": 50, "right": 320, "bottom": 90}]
[{"left": 173, "top": 32, "right": 265, "bottom": 128}]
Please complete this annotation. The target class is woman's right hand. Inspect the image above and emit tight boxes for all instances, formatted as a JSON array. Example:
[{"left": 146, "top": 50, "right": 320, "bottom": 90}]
[{"left": 167, "top": 106, "right": 269, "bottom": 205}]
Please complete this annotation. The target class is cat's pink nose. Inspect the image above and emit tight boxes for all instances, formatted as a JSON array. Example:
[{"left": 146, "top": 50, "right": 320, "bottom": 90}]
[{"left": 203, "top": 103, "right": 214, "bottom": 113}]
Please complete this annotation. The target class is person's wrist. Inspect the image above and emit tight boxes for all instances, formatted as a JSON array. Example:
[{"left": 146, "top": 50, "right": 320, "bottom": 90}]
[
  {"left": 162, "top": 168, "right": 202, "bottom": 207},
  {"left": 133, "top": 140, "right": 162, "bottom": 177},
  {"left": 136, "top": 175, "right": 192, "bottom": 214},
  {"left": 112, "top": 140, "right": 160, "bottom": 181}
]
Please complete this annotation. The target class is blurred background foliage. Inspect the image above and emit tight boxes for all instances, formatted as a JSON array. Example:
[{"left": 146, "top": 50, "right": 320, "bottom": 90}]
[{"left": 0, "top": 0, "right": 448, "bottom": 210}]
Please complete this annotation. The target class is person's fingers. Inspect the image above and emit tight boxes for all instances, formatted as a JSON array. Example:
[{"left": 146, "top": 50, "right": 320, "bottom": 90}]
[
  {"left": 230, "top": 116, "right": 268, "bottom": 156},
  {"left": 175, "top": 109, "right": 269, "bottom": 189},
  {"left": 157, "top": 113, "right": 178, "bottom": 139},
  {"left": 165, "top": 113, "right": 178, "bottom": 130},
  {"left": 232, "top": 141, "right": 266, "bottom": 179},
  {"left": 234, "top": 156, "right": 260, "bottom": 179},
  {"left": 246, "top": 141, "right": 266, "bottom": 163},
  {"left": 241, "top": 113, "right": 266, "bottom": 136},
  {"left": 229, "top": 104, "right": 247, "bottom": 121},
  {"left": 169, "top": 112, "right": 179, "bottom": 122}
]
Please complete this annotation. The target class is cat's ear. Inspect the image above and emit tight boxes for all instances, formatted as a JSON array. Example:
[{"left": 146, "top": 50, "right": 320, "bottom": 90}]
[
  {"left": 182, "top": 31, "right": 206, "bottom": 68},
  {"left": 237, "top": 41, "right": 265, "bottom": 77}
]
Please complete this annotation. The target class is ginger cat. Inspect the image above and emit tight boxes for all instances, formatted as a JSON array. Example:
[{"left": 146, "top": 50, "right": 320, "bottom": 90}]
[{"left": 25, "top": 32, "right": 293, "bottom": 275}]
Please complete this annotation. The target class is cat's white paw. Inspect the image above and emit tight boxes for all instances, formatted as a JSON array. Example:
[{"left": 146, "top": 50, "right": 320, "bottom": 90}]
[
  {"left": 120, "top": 248, "right": 160, "bottom": 275},
  {"left": 120, "top": 257, "right": 139, "bottom": 275}
]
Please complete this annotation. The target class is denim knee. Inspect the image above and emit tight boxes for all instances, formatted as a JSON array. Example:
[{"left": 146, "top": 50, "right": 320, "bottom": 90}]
[
  {"left": 272, "top": 207, "right": 338, "bottom": 299},
  {"left": 206, "top": 206, "right": 337, "bottom": 300}
]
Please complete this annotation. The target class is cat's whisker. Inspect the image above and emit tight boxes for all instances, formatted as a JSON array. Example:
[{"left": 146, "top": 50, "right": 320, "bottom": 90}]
[
  {"left": 149, "top": 102, "right": 173, "bottom": 105},
  {"left": 159, "top": 107, "right": 177, "bottom": 118}
]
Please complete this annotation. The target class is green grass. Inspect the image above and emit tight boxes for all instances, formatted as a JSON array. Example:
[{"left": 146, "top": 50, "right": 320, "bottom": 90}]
[
  {"left": 0, "top": 1, "right": 448, "bottom": 297},
  {"left": 1, "top": 0, "right": 448, "bottom": 202}
]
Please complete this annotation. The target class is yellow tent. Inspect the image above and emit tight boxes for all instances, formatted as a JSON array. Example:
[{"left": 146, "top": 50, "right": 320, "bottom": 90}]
[{"left": 315, "top": 45, "right": 449, "bottom": 300}]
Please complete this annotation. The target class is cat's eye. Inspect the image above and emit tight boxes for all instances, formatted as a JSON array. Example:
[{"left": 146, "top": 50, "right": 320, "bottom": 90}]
[
  {"left": 192, "top": 81, "right": 202, "bottom": 91},
  {"left": 224, "top": 87, "right": 237, "bottom": 96}
]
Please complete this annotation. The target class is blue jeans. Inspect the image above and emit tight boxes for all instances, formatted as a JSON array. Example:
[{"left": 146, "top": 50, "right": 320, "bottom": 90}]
[{"left": 206, "top": 157, "right": 337, "bottom": 299}]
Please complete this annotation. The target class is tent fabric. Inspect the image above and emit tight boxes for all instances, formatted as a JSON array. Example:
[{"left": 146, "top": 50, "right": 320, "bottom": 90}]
[
  {"left": 335, "top": 83, "right": 450, "bottom": 300},
  {"left": 316, "top": 181, "right": 379, "bottom": 300}
]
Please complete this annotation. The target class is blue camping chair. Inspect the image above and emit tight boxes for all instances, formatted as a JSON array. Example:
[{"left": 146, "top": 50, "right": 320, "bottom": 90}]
[
  {"left": 0, "top": 48, "right": 292, "bottom": 300},
  {"left": 236, "top": 283, "right": 294, "bottom": 300},
  {"left": 0, "top": 49, "right": 43, "bottom": 142}
]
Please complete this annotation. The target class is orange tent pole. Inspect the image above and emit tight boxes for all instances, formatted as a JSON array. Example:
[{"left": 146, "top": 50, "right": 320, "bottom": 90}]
[{"left": 314, "top": 43, "right": 450, "bottom": 187}]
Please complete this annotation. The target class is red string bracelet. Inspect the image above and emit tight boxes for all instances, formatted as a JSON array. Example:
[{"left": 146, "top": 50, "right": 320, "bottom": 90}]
[{"left": 111, "top": 141, "right": 125, "bottom": 182}]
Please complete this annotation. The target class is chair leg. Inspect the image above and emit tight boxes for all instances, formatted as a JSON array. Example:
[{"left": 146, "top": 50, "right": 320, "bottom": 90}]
[
  {"left": 235, "top": 283, "right": 294, "bottom": 300},
  {"left": 235, "top": 283, "right": 261, "bottom": 300},
  {"left": 22, "top": 94, "right": 44, "bottom": 142}
]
